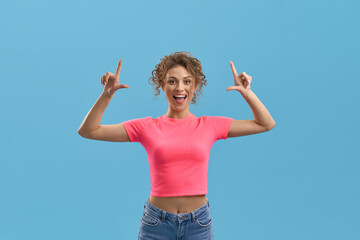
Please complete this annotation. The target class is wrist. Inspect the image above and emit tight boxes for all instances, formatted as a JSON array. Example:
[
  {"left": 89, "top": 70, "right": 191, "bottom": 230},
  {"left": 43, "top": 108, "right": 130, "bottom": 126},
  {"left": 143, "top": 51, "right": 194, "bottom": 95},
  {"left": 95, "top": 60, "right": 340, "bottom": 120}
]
[
  {"left": 240, "top": 89, "right": 252, "bottom": 98},
  {"left": 102, "top": 90, "right": 114, "bottom": 98}
]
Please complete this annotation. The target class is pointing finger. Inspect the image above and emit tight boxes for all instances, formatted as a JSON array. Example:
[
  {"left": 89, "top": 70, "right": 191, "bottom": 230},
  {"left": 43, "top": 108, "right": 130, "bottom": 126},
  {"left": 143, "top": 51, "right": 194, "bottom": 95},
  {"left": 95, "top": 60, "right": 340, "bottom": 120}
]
[
  {"left": 230, "top": 60, "right": 238, "bottom": 78},
  {"left": 115, "top": 59, "right": 122, "bottom": 80}
]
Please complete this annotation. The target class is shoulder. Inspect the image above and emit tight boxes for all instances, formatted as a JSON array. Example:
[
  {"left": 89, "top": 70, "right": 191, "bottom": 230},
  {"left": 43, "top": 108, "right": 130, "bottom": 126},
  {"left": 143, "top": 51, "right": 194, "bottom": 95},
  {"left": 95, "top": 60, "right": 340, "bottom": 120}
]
[
  {"left": 123, "top": 116, "right": 153, "bottom": 126},
  {"left": 200, "top": 115, "right": 233, "bottom": 122}
]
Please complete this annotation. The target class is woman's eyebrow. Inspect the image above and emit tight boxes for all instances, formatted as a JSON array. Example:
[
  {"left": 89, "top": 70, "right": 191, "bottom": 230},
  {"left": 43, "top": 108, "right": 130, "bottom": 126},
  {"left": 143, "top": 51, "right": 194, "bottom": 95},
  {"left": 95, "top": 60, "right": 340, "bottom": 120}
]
[{"left": 168, "top": 76, "right": 192, "bottom": 79}]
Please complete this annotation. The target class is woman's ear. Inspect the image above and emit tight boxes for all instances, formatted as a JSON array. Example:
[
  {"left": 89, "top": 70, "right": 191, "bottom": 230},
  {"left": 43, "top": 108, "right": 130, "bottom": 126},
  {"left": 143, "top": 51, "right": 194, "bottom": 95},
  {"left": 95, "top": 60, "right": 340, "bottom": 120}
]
[{"left": 160, "top": 81, "right": 164, "bottom": 91}]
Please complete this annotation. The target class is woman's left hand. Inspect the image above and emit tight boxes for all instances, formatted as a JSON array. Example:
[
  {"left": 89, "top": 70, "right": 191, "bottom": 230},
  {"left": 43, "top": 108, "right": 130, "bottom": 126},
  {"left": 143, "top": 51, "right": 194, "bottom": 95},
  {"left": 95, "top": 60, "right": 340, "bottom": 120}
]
[{"left": 226, "top": 60, "right": 252, "bottom": 96}]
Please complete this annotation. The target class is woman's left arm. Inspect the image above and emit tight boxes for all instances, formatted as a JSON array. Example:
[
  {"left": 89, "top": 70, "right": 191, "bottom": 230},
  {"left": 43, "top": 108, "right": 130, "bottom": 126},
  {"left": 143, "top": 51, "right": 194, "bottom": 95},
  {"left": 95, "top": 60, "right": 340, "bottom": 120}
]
[
  {"left": 226, "top": 60, "right": 276, "bottom": 129},
  {"left": 238, "top": 89, "right": 275, "bottom": 129}
]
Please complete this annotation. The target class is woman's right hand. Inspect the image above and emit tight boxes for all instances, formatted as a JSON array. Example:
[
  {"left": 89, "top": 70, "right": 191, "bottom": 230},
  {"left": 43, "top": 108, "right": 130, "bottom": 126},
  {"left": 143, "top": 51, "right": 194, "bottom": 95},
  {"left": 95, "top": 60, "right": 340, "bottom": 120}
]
[{"left": 101, "top": 59, "right": 129, "bottom": 97}]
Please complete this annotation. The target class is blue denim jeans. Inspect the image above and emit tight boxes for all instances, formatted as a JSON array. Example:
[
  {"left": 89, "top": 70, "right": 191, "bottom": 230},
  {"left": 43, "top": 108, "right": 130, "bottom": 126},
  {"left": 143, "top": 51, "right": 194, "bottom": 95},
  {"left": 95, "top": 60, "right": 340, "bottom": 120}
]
[{"left": 138, "top": 198, "right": 214, "bottom": 240}]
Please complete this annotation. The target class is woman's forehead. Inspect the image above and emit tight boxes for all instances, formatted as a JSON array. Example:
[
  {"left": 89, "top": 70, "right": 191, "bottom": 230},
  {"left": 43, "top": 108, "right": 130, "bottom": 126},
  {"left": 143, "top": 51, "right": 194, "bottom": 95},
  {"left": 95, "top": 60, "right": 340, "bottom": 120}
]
[{"left": 166, "top": 65, "right": 192, "bottom": 76}]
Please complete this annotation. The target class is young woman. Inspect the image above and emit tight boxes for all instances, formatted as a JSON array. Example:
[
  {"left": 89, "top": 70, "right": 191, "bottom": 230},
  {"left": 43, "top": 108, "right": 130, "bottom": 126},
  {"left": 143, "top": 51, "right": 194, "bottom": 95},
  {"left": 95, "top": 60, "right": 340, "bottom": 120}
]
[{"left": 78, "top": 51, "right": 275, "bottom": 239}]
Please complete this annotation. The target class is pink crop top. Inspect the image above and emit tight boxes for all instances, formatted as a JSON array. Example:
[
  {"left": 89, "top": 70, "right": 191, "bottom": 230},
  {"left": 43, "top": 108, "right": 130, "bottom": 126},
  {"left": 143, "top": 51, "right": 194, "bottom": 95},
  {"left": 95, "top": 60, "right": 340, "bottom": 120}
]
[{"left": 122, "top": 113, "right": 233, "bottom": 197}]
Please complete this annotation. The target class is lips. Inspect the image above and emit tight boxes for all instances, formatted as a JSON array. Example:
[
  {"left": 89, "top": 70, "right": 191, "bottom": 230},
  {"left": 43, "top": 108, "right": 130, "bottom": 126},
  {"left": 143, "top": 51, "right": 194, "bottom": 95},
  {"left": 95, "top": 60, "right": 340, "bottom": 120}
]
[{"left": 173, "top": 95, "right": 187, "bottom": 99}]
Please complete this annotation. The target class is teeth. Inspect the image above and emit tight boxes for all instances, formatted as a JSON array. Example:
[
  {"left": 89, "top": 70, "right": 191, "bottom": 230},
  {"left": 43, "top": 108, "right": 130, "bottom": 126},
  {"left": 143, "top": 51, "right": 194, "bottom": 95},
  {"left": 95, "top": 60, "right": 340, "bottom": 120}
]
[{"left": 174, "top": 95, "right": 186, "bottom": 97}]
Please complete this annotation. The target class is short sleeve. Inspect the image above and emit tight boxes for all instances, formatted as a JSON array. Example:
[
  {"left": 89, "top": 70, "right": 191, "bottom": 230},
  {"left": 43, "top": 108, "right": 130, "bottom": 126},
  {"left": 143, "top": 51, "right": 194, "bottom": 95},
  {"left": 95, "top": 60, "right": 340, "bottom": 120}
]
[
  {"left": 122, "top": 117, "right": 151, "bottom": 142},
  {"left": 206, "top": 116, "right": 233, "bottom": 141}
]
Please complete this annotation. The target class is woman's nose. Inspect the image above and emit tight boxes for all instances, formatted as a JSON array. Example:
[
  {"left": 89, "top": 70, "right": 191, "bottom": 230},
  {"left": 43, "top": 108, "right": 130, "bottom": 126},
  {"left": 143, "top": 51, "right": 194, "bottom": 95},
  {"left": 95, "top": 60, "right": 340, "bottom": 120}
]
[{"left": 175, "top": 83, "right": 186, "bottom": 91}]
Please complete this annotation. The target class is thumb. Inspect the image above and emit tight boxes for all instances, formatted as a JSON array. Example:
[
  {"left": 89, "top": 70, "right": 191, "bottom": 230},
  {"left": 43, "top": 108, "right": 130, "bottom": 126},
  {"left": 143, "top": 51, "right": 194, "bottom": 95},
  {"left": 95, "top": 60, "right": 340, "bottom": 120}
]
[
  {"left": 116, "top": 84, "right": 129, "bottom": 90},
  {"left": 226, "top": 86, "right": 236, "bottom": 91}
]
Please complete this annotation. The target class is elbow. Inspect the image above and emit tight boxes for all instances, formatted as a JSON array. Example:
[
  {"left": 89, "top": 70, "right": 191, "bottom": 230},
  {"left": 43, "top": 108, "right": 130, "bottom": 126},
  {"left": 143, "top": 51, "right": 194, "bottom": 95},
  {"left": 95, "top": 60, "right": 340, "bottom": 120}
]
[
  {"left": 78, "top": 126, "right": 99, "bottom": 138},
  {"left": 267, "top": 122, "right": 276, "bottom": 131},
  {"left": 78, "top": 129, "right": 88, "bottom": 138}
]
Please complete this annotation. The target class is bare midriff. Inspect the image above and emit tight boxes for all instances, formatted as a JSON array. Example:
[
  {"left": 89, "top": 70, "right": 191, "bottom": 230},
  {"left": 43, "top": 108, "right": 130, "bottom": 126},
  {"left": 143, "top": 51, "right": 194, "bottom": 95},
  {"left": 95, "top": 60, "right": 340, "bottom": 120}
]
[{"left": 148, "top": 194, "right": 208, "bottom": 214}]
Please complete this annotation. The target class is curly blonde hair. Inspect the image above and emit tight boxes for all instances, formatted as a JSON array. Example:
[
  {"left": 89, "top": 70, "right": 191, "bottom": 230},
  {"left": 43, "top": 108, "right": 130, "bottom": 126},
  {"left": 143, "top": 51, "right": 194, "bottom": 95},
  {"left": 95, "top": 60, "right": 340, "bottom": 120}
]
[{"left": 148, "top": 51, "right": 207, "bottom": 104}]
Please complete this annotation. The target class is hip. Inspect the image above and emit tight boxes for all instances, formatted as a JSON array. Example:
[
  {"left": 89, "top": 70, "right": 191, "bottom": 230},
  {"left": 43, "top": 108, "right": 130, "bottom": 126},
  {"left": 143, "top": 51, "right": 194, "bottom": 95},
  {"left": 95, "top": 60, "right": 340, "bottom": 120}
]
[
  {"left": 148, "top": 194, "right": 208, "bottom": 214},
  {"left": 138, "top": 197, "right": 214, "bottom": 239}
]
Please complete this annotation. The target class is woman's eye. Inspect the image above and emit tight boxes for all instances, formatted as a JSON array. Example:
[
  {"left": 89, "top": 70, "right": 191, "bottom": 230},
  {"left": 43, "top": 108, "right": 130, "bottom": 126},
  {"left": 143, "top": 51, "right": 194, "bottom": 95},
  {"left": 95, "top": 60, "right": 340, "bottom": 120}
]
[{"left": 168, "top": 80, "right": 190, "bottom": 84}]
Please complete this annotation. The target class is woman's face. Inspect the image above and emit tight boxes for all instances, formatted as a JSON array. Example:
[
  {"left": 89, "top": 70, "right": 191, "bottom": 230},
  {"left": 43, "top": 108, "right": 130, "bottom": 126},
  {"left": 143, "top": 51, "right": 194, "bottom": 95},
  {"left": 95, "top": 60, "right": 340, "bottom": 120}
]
[{"left": 161, "top": 65, "right": 198, "bottom": 117}]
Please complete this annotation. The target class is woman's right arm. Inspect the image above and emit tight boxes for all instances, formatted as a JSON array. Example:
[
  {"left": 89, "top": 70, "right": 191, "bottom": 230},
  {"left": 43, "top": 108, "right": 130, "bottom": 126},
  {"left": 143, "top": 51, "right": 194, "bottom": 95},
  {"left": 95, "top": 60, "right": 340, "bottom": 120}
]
[
  {"left": 77, "top": 59, "right": 131, "bottom": 142},
  {"left": 77, "top": 91, "right": 112, "bottom": 136}
]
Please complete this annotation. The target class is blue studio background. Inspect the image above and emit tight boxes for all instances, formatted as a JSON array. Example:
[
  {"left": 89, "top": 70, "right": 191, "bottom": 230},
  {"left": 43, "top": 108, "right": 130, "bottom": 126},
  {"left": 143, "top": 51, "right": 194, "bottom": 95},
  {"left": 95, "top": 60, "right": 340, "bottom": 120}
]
[{"left": 1, "top": 0, "right": 359, "bottom": 239}]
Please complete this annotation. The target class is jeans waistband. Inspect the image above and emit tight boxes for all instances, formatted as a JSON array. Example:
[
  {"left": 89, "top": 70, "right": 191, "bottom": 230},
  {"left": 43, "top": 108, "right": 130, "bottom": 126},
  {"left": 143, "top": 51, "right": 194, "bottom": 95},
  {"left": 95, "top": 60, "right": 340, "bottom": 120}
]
[{"left": 143, "top": 197, "right": 210, "bottom": 223}]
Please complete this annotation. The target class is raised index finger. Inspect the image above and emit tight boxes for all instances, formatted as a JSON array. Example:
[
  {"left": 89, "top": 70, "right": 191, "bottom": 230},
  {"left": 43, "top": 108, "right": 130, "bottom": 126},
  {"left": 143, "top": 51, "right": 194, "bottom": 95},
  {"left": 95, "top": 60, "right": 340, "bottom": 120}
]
[
  {"left": 115, "top": 59, "right": 122, "bottom": 79},
  {"left": 230, "top": 60, "right": 238, "bottom": 78}
]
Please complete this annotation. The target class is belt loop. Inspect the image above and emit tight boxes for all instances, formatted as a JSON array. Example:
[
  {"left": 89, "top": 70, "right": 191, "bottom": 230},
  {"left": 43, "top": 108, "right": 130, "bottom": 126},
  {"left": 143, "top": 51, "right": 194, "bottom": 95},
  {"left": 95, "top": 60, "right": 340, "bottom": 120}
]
[
  {"left": 191, "top": 211, "right": 195, "bottom": 222},
  {"left": 161, "top": 210, "right": 166, "bottom": 222}
]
